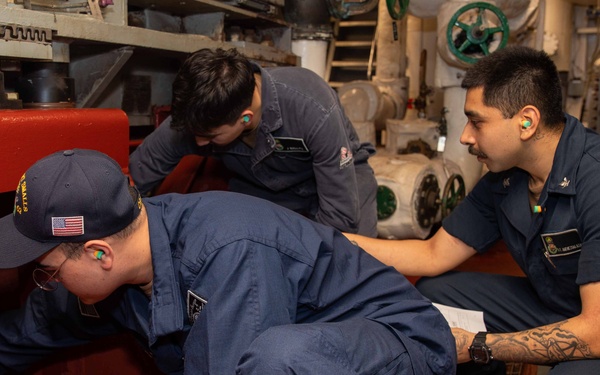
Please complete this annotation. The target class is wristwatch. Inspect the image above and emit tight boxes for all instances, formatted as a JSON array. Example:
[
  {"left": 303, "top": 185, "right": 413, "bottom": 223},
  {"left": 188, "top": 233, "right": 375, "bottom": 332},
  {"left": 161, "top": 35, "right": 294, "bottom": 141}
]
[{"left": 469, "top": 331, "right": 493, "bottom": 364}]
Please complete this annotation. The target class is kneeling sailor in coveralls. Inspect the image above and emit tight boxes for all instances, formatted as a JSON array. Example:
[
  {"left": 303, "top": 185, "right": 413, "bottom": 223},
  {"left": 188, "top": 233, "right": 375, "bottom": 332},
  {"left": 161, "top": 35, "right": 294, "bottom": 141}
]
[{"left": 0, "top": 149, "right": 455, "bottom": 374}]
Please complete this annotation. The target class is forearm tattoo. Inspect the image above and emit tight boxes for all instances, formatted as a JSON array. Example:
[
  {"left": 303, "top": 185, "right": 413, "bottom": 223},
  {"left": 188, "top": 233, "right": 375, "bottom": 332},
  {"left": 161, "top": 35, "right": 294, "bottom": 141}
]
[
  {"left": 489, "top": 322, "right": 594, "bottom": 364},
  {"left": 454, "top": 329, "right": 470, "bottom": 353}
]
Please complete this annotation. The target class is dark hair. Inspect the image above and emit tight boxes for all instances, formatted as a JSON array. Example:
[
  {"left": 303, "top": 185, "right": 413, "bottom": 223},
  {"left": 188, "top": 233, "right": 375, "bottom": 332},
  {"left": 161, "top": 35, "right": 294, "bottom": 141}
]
[
  {"left": 461, "top": 45, "right": 564, "bottom": 129},
  {"left": 170, "top": 48, "right": 256, "bottom": 134}
]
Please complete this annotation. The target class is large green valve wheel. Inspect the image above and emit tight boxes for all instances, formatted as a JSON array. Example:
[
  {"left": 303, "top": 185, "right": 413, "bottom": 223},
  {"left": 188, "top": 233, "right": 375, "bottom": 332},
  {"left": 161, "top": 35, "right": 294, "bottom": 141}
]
[
  {"left": 386, "top": 0, "right": 409, "bottom": 20},
  {"left": 446, "top": 2, "right": 509, "bottom": 65},
  {"left": 376, "top": 174, "right": 440, "bottom": 229},
  {"left": 376, "top": 185, "right": 397, "bottom": 220},
  {"left": 441, "top": 174, "right": 466, "bottom": 218}
]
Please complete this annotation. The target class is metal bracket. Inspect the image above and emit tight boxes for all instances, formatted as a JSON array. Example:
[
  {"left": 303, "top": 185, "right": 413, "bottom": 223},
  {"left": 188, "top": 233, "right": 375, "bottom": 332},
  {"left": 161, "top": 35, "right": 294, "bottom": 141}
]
[{"left": 87, "top": 0, "right": 104, "bottom": 21}]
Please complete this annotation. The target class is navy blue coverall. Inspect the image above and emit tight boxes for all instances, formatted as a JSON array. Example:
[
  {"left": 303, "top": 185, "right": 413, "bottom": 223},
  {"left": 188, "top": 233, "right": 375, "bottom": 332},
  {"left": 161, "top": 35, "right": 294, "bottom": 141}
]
[{"left": 0, "top": 191, "right": 455, "bottom": 374}]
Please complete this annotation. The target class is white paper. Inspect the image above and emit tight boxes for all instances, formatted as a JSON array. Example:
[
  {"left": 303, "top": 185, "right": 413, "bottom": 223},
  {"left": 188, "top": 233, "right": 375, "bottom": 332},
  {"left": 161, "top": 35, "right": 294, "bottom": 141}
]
[{"left": 433, "top": 303, "right": 487, "bottom": 332}]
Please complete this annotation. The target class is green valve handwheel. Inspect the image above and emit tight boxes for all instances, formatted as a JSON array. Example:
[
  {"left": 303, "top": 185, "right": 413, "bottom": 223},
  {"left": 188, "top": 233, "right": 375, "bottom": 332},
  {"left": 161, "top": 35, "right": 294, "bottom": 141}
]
[
  {"left": 446, "top": 2, "right": 509, "bottom": 65},
  {"left": 386, "top": 0, "right": 409, "bottom": 20},
  {"left": 441, "top": 174, "right": 466, "bottom": 219},
  {"left": 376, "top": 185, "right": 397, "bottom": 220}
]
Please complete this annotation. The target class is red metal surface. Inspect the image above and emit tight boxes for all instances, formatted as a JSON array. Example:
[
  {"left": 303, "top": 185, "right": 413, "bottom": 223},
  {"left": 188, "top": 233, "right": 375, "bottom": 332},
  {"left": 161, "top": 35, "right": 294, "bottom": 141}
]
[{"left": 0, "top": 108, "right": 130, "bottom": 193}]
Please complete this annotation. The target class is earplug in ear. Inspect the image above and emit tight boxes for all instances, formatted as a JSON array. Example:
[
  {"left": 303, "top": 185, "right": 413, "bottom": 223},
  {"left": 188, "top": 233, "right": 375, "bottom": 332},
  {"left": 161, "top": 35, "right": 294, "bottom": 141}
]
[
  {"left": 242, "top": 115, "right": 250, "bottom": 124},
  {"left": 94, "top": 250, "right": 104, "bottom": 260},
  {"left": 521, "top": 120, "right": 531, "bottom": 129}
]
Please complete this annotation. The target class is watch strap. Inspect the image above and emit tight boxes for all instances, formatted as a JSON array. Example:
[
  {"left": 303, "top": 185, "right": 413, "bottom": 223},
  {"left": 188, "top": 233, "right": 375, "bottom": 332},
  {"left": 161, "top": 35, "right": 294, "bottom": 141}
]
[{"left": 474, "top": 331, "right": 487, "bottom": 342}]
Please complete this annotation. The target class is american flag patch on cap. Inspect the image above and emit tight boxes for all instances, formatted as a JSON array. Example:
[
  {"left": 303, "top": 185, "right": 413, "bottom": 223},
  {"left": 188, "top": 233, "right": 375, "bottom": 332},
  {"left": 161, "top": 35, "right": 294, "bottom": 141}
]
[{"left": 52, "top": 216, "right": 84, "bottom": 236}]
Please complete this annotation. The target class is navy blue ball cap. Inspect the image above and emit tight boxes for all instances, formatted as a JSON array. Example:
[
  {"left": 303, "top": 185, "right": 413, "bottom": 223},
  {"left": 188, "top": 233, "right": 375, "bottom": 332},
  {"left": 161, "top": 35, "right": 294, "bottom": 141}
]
[{"left": 0, "top": 149, "right": 142, "bottom": 269}]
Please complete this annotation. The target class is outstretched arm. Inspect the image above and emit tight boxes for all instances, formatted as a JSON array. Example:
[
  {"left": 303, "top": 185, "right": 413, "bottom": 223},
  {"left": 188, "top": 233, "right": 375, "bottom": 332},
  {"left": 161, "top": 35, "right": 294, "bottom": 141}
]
[
  {"left": 344, "top": 227, "right": 477, "bottom": 277},
  {"left": 453, "top": 281, "right": 600, "bottom": 364},
  {"left": 129, "top": 116, "right": 202, "bottom": 195}
]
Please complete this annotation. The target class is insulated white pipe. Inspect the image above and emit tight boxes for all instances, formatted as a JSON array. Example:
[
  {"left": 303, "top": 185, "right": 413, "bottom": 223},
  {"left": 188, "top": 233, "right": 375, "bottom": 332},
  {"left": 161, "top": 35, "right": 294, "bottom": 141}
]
[
  {"left": 441, "top": 86, "right": 482, "bottom": 192},
  {"left": 535, "top": 0, "right": 546, "bottom": 50},
  {"left": 292, "top": 39, "right": 328, "bottom": 79},
  {"left": 405, "top": 14, "right": 423, "bottom": 120},
  {"left": 375, "top": 0, "right": 406, "bottom": 79}
]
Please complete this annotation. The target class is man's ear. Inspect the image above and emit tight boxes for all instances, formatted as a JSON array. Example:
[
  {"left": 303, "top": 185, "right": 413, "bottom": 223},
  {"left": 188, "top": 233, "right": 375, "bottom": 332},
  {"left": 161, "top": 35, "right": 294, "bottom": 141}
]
[
  {"left": 83, "top": 240, "right": 113, "bottom": 269},
  {"left": 241, "top": 110, "right": 253, "bottom": 127},
  {"left": 519, "top": 106, "right": 541, "bottom": 140}
]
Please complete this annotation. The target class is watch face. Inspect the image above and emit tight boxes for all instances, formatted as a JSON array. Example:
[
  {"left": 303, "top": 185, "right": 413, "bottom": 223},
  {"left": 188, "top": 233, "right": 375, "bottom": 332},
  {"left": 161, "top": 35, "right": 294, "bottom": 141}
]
[
  {"left": 471, "top": 346, "right": 492, "bottom": 363},
  {"left": 470, "top": 332, "right": 492, "bottom": 364}
]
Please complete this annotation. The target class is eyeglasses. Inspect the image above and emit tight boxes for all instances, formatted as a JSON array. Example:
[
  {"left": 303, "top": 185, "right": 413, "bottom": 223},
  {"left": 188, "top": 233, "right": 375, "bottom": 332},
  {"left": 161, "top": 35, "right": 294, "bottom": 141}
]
[{"left": 32, "top": 257, "right": 69, "bottom": 292}]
